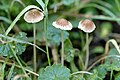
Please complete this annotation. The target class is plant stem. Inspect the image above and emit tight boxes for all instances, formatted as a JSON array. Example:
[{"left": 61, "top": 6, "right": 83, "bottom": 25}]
[
  {"left": 71, "top": 71, "right": 93, "bottom": 76},
  {"left": 61, "top": 30, "right": 64, "bottom": 66},
  {"left": 51, "top": 46, "right": 58, "bottom": 64},
  {"left": 0, "top": 59, "right": 39, "bottom": 76},
  {"left": 110, "top": 68, "right": 113, "bottom": 80},
  {"left": 8, "top": 44, "right": 27, "bottom": 75},
  {"left": 87, "top": 55, "right": 120, "bottom": 71},
  {"left": 44, "top": 4, "right": 51, "bottom": 66},
  {"left": 33, "top": 23, "right": 37, "bottom": 80},
  {"left": 85, "top": 33, "right": 89, "bottom": 70}
]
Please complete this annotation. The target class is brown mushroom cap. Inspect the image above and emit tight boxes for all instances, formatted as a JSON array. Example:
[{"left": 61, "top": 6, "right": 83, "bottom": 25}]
[
  {"left": 78, "top": 19, "right": 96, "bottom": 33},
  {"left": 24, "top": 9, "right": 44, "bottom": 23},
  {"left": 52, "top": 18, "right": 73, "bottom": 30}
]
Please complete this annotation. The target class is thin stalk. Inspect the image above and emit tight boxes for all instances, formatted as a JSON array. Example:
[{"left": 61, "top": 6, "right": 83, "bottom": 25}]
[
  {"left": 44, "top": 5, "right": 51, "bottom": 66},
  {"left": 87, "top": 55, "right": 120, "bottom": 71},
  {"left": 61, "top": 30, "right": 64, "bottom": 66},
  {"left": 2, "top": 62, "right": 6, "bottom": 80},
  {"left": 7, "top": 63, "right": 15, "bottom": 80},
  {"left": 33, "top": 23, "right": 37, "bottom": 80},
  {"left": 85, "top": 33, "right": 89, "bottom": 70},
  {"left": 51, "top": 46, "right": 58, "bottom": 64},
  {"left": 110, "top": 68, "right": 113, "bottom": 80},
  {"left": 71, "top": 71, "right": 93, "bottom": 76},
  {"left": 0, "top": 59, "right": 39, "bottom": 76},
  {"left": 78, "top": 54, "right": 85, "bottom": 70},
  {"left": 8, "top": 44, "right": 27, "bottom": 76}
]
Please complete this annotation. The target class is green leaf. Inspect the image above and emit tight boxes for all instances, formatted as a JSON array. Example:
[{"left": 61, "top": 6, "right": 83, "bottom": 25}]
[
  {"left": 85, "top": 70, "right": 102, "bottom": 80},
  {"left": 62, "top": 0, "right": 74, "bottom": 6},
  {"left": 92, "top": 46, "right": 104, "bottom": 54},
  {"left": 47, "top": 25, "right": 69, "bottom": 46},
  {"left": 7, "top": 63, "right": 15, "bottom": 80},
  {"left": 96, "top": 65, "right": 107, "bottom": 79},
  {"left": 104, "top": 48, "right": 120, "bottom": 71},
  {"left": 0, "top": 32, "right": 27, "bottom": 57},
  {"left": 19, "top": 23, "right": 33, "bottom": 31},
  {"left": 115, "top": 72, "right": 120, "bottom": 80},
  {"left": 64, "top": 39, "right": 74, "bottom": 62},
  {"left": 36, "top": 0, "right": 45, "bottom": 10},
  {"left": 38, "top": 64, "right": 71, "bottom": 80},
  {"left": 100, "top": 22, "right": 112, "bottom": 38}
]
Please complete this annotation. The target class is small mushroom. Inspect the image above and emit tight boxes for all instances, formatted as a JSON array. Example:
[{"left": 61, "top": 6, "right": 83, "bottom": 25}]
[
  {"left": 78, "top": 19, "right": 96, "bottom": 33},
  {"left": 52, "top": 18, "right": 73, "bottom": 30},
  {"left": 24, "top": 9, "right": 44, "bottom": 23},
  {"left": 52, "top": 18, "right": 73, "bottom": 66}
]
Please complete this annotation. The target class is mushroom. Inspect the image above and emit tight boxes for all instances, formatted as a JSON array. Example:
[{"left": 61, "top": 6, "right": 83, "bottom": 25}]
[
  {"left": 78, "top": 19, "right": 96, "bottom": 33},
  {"left": 24, "top": 9, "right": 44, "bottom": 23},
  {"left": 24, "top": 8, "right": 44, "bottom": 74},
  {"left": 52, "top": 18, "right": 72, "bottom": 30},
  {"left": 78, "top": 19, "right": 96, "bottom": 70},
  {"left": 52, "top": 18, "right": 73, "bottom": 66}
]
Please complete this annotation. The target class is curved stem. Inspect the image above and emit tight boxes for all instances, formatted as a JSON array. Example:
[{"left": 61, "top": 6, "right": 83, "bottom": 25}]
[
  {"left": 87, "top": 55, "right": 120, "bottom": 71},
  {"left": 61, "top": 30, "right": 64, "bottom": 66},
  {"left": 5, "top": 5, "right": 41, "bottom": 36},
  {"left": 71, "top": 71, "right": 93, "bottom": 76},
  {"left": 33, "top": 23, "right": 37, "bottom": 80},
  {"left": 85, "top": 33, "right": 89, "bottom": 70}
]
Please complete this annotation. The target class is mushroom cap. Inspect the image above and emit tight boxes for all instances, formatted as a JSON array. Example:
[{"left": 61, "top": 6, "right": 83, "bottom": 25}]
[
  {"left": 24, "top": 9, "right": 44, "bottom": 23},
  {"left": 78, "top": 19, "right": 96, "bottom": 33},
  {"left": 52, "top": 18, "right": 73, "bottom": 30}
]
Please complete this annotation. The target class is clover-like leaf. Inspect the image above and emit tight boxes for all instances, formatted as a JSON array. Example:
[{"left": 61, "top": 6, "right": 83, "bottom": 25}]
[
  {"left": 47, "top": 24, "right": 69, "bottom": 46},
  {"left": 104, "top": 48, "right": 120, "bottom": 71},
  {"left": 96, "top": 65, "right": 107, "bottom": 79},
  {"left": 38, "top": 64, "right": 71, "bottom": 80},
  {"left": 0, "top": 32, "right": 27, "bottom": 57}
]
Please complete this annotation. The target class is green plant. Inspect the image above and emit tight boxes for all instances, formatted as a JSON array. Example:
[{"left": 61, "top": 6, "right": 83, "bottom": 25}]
[{"left": 0, "top": 0, "right": 120, "bottom": 80}]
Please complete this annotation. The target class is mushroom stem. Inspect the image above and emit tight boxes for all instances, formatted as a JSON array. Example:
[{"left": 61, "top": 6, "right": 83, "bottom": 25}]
[
  {"left": 33, "top": 23, "right": 37, "bottom": 80},
  {"left": 85, "top": 33, "right": 89, "bottom": 70},
  {"left": 61, "top": 30, "right": 64, "bottom": 66},
  {"left": 51, "top": 46, "right": 58, "bottom": 64}
]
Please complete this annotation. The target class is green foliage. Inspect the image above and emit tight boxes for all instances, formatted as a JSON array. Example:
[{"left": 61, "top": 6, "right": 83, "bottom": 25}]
[
  {"left": 100, "top": 22, "right": 112, "bottom": 38},
  {"left": 0, "top": 32, "right": 27, "bottom": 57},
  {"left": 92, "top": 46, "right": 104, "bottom": 54},
  {"left": 115, "top": 72, "right": 120, "bottom": 80},
  {"left": 1, "top": 0, "right": 120, "bottom": 79},
  {"left": 47, "top": 25, "right": 69, "bottom": 46},
  {"left": 64, "top": 39, "right": 74, "bottom": 62},
  {"left": 38, "top": 64, "right": 71, "bottom": 80},
  {"left": 95, "top": 65, "right": 107, "bottom": 79},
  {"left": 62, "top": 0, "right": 75, "bottom": 6},
  {"left": 104, "top": 48, "right": 120, "bottom": 71},
  {"left": 71, "top": 75, "right": 85, "bottom": 80}
]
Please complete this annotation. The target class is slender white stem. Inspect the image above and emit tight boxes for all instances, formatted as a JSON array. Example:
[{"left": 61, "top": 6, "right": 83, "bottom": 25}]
[
  {"left": 61, "top": 30, "right": 64, "bottom": 66},
  {"left": 71, "top": 71, "right": 93, "bottom": 76},
  {"left": 33, "top": 24, "right": 37, "bottom": 80},
  {"left": 85, "top": 33, "right": 89, "bottom": 70}
]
